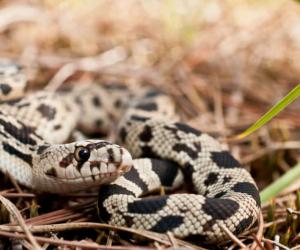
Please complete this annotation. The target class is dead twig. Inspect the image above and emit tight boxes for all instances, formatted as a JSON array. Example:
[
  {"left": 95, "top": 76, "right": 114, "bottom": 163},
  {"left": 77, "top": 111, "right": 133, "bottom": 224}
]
[
  {"left": 0, "top": 230, "right": 153, "bottom": 250},
  {"left": 0, "top": 195, "right": 41, "bottom": 250},
  {"left": 220, "top": 224, "right": 247, "bottom": 249},
  {"left": 0, "top": 222, "right": 204, "bottom": 250},
  {"left": 45, "top": 46, "right": 127, "bottom": 90}
]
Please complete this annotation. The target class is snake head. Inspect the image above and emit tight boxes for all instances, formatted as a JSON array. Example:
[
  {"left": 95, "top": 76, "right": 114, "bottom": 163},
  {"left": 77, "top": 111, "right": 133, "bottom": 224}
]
[{"left": 33, "top": 140, "right": 133, "bottom": 193}]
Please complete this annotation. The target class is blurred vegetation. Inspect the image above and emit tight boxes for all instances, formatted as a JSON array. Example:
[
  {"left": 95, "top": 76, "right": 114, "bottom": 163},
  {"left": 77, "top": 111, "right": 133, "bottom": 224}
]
[{"left": 0, "top": 0, "right": 300, "bottom": 249}]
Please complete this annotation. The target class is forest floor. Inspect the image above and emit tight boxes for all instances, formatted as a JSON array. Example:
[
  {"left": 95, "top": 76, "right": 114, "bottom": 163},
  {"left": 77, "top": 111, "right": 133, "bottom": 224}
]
[{"left": 0, "top": 0, "right": 300, "bottom": 249}]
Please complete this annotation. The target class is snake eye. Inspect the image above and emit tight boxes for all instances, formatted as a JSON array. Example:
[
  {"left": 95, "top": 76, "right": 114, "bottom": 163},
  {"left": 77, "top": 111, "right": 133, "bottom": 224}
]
[{"left": 75, "top": 147, "right": 90, "bottom": 162}]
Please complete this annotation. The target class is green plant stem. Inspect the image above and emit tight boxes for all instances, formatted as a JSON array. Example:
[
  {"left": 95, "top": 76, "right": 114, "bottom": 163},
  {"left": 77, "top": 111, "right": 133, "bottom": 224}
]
[
  {"left": 260, "top": 163, "right": 300, "bottom": 204},
  {"left": 233, "top": 84, "right": 300, "bottom": 140}
]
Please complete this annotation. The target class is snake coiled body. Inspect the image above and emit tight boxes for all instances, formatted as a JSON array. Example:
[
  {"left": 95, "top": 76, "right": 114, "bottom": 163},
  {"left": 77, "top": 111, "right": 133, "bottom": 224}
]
[
  {"left": 98, "top": 90, "right": 261, "bottom": 243},
  {"left": 0, "top": 63, "right": 261, "bottom": 244}
]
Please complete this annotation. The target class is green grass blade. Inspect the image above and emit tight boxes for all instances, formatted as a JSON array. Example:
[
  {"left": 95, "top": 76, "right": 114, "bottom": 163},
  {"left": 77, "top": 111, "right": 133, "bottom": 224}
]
[
  {"left": 260, "top": 163, "right": 300, "bottom": 204},
  {"left": 232, "top": 84, "right": 300, "bottom": 140}
]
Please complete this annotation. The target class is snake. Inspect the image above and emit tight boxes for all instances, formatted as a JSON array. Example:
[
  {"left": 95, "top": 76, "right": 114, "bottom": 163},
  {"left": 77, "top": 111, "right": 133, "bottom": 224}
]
[{"left": 0, "top": 63, "right": 261, "bottom": 245}]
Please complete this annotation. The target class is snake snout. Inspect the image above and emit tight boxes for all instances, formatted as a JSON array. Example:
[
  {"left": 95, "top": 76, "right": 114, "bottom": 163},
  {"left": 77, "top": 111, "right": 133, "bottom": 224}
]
[
  {"left": 118, "top": 147, "right": 133, "bottom": 173},
  {"left": 84, "top": 144, "right": 133, "bottom": 178}
]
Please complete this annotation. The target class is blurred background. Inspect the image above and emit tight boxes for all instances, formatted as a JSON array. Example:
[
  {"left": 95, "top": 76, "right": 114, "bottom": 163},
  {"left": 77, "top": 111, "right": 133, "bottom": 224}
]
[
  {"left": 1, "top": 0, "right": 300, "bottom": 248},
  {"left": 1, "top": 0, "right": 300, "bottom": 200}
]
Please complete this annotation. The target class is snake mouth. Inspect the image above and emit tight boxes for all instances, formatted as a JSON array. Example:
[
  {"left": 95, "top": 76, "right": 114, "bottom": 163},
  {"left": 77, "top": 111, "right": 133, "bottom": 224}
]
[
  {"left": 44, "top": 147, "right": 133, "bottom": 184},
  {"left": 46, "top": 162, "right": 131, "bottom": 182},
  {"left": 50, "top": 170, "right": 122, "bottom": 182}
]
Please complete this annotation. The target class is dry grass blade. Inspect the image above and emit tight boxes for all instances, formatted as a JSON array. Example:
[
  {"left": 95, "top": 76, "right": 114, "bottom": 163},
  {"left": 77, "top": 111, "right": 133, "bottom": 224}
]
[
  {"left": 0, "top": 195, "right": 41, "bottom": 250},
  {"left": 0, "top": 5, "right": 42, "bottom": 32},
  {"left": 45, "top": 46, "right": 127, "bottom": 90},
  {"left": 0, "top": 230, "right": 153, "bottom": 250},
  {"left": 0, "top": 222, "right": 205, "bottom": 250},
  {"left": 250, "top": 211, "right": 264, "bottom": 250},
  {"left": 262, "top": 238, "right": 290, "bottom": 250},
  {"left": 220, "top": 224, "right": 247, "bottom": 249}
]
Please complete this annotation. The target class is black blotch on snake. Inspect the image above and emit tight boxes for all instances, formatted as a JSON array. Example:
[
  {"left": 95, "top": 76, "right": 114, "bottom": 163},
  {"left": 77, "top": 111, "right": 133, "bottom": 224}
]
[
  {"left": 150, "top": 159, "right": 180, "bottom": 187},
  {"left": 232, "top": 182, "right": 261, "bottom": 207},
  {"left": 233, "top": 215, "right": 254, "bottom": 235},
  {"left": 174, "top": 122, "right": 202, "bottom": 136},
  {"left": 127, "top": 196, "right": 169, "bottom": 214},
  {"left": 202, "top": 198, "right": 239, "bottom": 220},
  {"left": 211, "top": 151, "right": 241, "bottom": 169},
  {"left": 135, "top": 102, "right": 158, "bottom": 111},
  {"left": 151, "top": 215, "right": 183, "bottom": 232},
  {"left": 204, "top": 172, "right": 219, "bottom": 186},
  {"left": 123, "top": 167, "right": 148, "bottom": 192},
  {"left": 173, "top": 143, "right": 198, "bottom": 159},
  {"left": 37, "top": 104, "right": 56, "bottom": 120},
  {"left": 139, "top": 125, "right": 153, "bottom": 142},
  {"left": 98, "top": 184, "right": 135, "bottom": 222},
  {"left": 2, "top": 143, "right": 33, "bottom": 166}
]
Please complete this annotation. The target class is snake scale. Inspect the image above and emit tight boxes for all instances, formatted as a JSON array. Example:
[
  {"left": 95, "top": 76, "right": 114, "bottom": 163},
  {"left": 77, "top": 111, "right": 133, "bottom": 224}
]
[{"left": 0, "top": 63, "right": 261, "bottom": 245}]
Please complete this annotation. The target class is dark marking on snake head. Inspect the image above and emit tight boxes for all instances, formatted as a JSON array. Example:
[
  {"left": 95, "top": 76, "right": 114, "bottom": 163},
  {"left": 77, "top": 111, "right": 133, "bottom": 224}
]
[
  {"left": 173, "top": 143, "right": 198, "bottom": 159},
  {"left": 139, "top": 125, "right": 153, "bottom": 142},
  {"left": 233, "top": 215, "right": 254, "bottom": 235},
  {"left": 92, "top": 96, "right": 101, "bottom": 107},
  {"left": 135, "top": 102, "right": 158, "bottom": 111},
  {"left": 45, "top": 167, "right": 58, "bottom": 177},
  {"left": 0, "top": 83, "right": 12, "bottom": 95},
  {"left": 3, "top": 143, "right": 33, "bottom": 166},
  {"left": 89, "top": 161, "right": 100, "bottom": 172},
  {"left": 204, "top": 172, "right": 219, "bottom": 186},
  {"left": 151, "top": 159, "right": 180, "bottom": 187},
  {"left": 174, "top": 122, "right": 202, "bottom": 136},
  {"left": 151, "top": 215, "right": 183, "bottom": 232},
  {"left": 211, "top": 151, "right": 241, "bottom": 168},
  {"left": 37, "top": 104, "right": 56, "bottom": 120},
  {"left": 223, "top": 176, "right": 232, "bottom": 184},
  {"left": 88, "top": 141, "right": 111, "bottom": 150},
  {"left": 107, "top": 148, "right": 115, "bottom": 162},
  {"left": 232, "top": 182, "right": 261, "bottom": 207},
  {"left": 98, "top": 184, "right": 135, "bottom": 222},
  {"left": 127, "top": 196, "right": 169, "bottom": 214},
  {"left": 202, "top": 198, "right": 239, "bottom": 220},
  {"left": 59, "top": 153, "right": 74, "bottom": 168}
]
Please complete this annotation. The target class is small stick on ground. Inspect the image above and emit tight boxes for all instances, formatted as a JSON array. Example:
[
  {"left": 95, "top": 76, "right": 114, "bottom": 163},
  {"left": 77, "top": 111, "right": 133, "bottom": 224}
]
[{"left": 220, "top": 224, "right": 247, "bottom": 249}]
